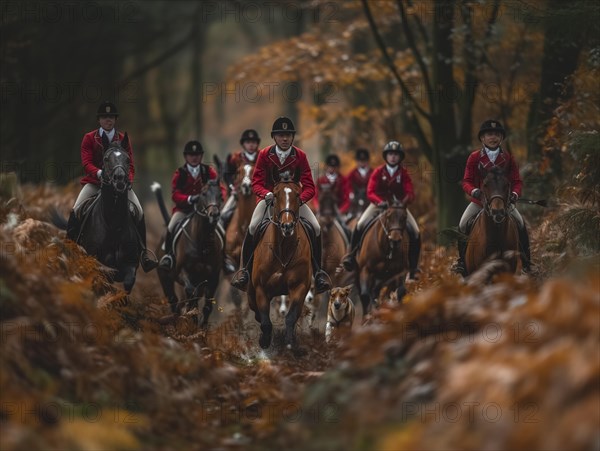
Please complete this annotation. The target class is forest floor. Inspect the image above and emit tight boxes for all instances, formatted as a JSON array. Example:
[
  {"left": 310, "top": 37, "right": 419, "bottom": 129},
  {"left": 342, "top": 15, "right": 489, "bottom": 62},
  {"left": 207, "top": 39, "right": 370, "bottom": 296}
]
[{"left": 0, "top": 184, "right": 598, "bottom": 450}]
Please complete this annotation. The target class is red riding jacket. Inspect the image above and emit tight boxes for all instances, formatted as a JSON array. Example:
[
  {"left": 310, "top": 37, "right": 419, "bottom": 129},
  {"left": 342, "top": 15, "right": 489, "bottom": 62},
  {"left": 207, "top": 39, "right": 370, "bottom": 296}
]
[
  {"left": 346, "top": 166, "right": 373, "bottom": 192},
  {"left": 462, "top": 148, "right": 523, "bottom": 206},
  {"left": 80, "top": 129, "right": 134, "bottom": 185},
  {"left": 367, "top": 164, "right": 415, "bottom": 205},
  {"left": 251, "top": 145, "right": 316, "bottom": 204},
  {"left": 171, "top": 164, "right": 225, "bottom": 213},
  {"left": 313, "top": 172, "right": 350, "bottom": 213}
]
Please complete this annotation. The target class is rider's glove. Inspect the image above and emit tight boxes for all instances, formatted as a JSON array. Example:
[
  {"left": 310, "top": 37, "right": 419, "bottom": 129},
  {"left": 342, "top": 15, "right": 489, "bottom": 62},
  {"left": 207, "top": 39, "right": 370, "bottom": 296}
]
[
  {"left": 264, "top": 192, "right": 274, "bottom": 204},
  {"left": 377, "top": 201, "right": 388, "bottom": 209},
  {"left": 471, "top": 188, "right": 482, "bottom": 199},
  {"left": 188, "top": 194, "right": 200, "bottom": 204},
  {"left": 510, "top": 192, "right": 518, "bottom": 204}
]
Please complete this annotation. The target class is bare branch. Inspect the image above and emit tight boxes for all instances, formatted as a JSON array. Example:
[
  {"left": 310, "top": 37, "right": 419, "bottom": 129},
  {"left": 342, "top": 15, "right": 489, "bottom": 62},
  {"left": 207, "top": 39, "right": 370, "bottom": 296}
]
[
  {"left": 397, "top": 0, "right": 433, "bottom": 110},
  {"left": 361, "top": 0, "right": 431, "bottom": 120}
]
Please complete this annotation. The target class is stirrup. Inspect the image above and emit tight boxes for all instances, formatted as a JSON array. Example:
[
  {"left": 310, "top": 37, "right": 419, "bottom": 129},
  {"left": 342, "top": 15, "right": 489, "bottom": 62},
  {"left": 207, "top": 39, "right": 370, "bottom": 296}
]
[
  {"left": 231, "top": 269, "right": 249, "bottom": 291},
  {"left": 341, "top": 254, "right": 355, "bottom": 272},
  {"left": 159, "top": 254, "right": 174, "bottom": 270},
  {"left": 314, "top": 270, "right": 332, "bottom": 294},
  {"left": 451, "top": 259, "right": 466, "bottom": 276},
  {"left": 140, "top": 249, "right": 158, "bottom": 272}
]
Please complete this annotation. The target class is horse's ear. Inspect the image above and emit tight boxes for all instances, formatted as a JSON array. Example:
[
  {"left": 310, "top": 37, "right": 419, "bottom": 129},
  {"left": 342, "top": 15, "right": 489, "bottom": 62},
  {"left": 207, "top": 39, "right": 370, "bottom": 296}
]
[
  {"left": 213, "top": 154, "right": 223, "bottom": 181},
  {"left": 121, "top": 132, "right": 129, "bottom": 150},
  {"left": 101, "top": 132, "right": 110, "bottom": 150}
]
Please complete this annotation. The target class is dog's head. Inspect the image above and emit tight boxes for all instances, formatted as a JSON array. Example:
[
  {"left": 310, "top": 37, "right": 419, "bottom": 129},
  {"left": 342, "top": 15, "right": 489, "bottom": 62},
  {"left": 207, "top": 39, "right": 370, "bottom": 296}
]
[{"left": 329, "top": 285, "right": 353, "bottom": 312}]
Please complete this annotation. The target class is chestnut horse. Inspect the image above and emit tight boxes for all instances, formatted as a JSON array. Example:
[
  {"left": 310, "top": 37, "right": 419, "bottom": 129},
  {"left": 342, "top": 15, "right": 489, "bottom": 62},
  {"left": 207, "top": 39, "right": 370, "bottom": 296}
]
[
  {"left": 317, "top": 184, "right": 350, "bottom": 286},
  {"left": 225, "top": 163, "right": 256, "bottom": 272},
  {"left": 465, "top": 167, "right": 519, "bottom": 275},
  {"left": 248, "top": 177, "right": 312, "bottom": 349},
  {"left": 355, "top": 198, "right": 408, "bottom": 316},
  {"left": 156, "top": 180, "right": 224, "bottom": 327}
]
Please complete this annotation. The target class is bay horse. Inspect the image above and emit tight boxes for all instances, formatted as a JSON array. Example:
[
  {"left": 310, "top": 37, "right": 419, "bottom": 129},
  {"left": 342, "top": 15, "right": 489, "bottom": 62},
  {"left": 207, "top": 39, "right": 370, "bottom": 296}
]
[
  {"left": 248, "top": 175, "right": 312, "bottom": 349},
  {"left": 355, "top": 198, "right": 409, "bottom": 316},
  {"left": 317, "top": 184, "right": 350, "bottom": 286},
  {"left": 156, "top": 180, "right": 224, "bottom": 327},
  {"left": 464, "top": 166, "right": 519, "bottom": 275},
  {"left": 224, "top": 163, "right": 256, "bottom": 272},
  {"left": 346, "top": 186, "right": 368, "bottom": 230},
  {"left": 53, "top": 137, "right": 142, "bottom": 293}
]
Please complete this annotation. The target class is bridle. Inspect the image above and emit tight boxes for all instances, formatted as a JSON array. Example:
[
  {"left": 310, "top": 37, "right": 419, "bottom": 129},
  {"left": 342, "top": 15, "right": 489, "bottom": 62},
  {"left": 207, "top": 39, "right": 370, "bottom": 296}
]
[
  {"left": 102, "top": 147, "right": 130, "bottom": 193},
  {"left": 482, "top": 188, "right": 510, "bottom": 224},
  {"left": 377, "top": 204, "right": 406, "bottom": 259},
  {"left": 378, "top": 205, "right": 406, "bottom": 238}
]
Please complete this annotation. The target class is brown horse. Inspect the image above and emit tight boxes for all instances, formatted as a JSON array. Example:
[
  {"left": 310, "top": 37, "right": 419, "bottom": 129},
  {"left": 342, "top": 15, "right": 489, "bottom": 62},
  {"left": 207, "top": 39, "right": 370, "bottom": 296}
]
[
  {"left": 317, "top": 184, "right": 350, "bottom": 286},
  {"left": 248, "top": 177, "right": 312, "bottom": 349},
  {"left": 156, "top": 180, "right": 224, "bottom": 327},
  {"left": 465, "top": 167, "right": 519, "bottom": 275},
  {"left": 224, "top": 163, "right": 256, "bottom": 272},
  {"left": 355, "top": 198, "right": 409, "bottom": 316}
]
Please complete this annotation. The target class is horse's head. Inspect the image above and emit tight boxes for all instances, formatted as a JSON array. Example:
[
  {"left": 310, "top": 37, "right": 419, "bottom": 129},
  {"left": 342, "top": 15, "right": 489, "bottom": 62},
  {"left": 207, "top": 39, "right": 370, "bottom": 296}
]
[
  {"left": 381, "top": 197, "right": 407, "bottom": 246},
  {"left": 273, "top": 175, "right": 301, "bottom": 238},
  {"left": 196, "top": 180, "right": 223, "bottom": 225},
  {"left": 481, "top": 166, "right": 510, "bottom": 224},
  {"left": 102, "top": 135, "right": 130, "bottom": 193},
  {"left": 237, "top": 163, "right": 254, "bottom": 197},
  {"left": 317, "top": 183, "right": 337, "bottom": 224}
]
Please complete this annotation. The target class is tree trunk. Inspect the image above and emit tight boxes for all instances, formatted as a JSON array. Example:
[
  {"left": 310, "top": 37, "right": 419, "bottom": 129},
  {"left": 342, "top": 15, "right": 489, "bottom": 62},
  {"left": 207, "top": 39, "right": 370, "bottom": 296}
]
[{"left": 527, "top": 0, "right": 588, "bottom": 173}]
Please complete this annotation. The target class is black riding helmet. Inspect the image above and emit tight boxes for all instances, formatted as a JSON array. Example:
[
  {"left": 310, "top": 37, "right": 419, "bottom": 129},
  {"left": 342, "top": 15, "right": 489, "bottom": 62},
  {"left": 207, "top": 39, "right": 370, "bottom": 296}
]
[
  {"left": 97, "top": 101, "right": 118, "bottom": 118},
  {"left": 240, "top": 129, "right": 261, "bottom": 145},
  {"left": 382, "top": 141, "right": 405, "bottom": 161},
  {"left": 355, "top": 148, "right": 370, "bottom": 161},
  {"left": 325, "top": 154, "right": 341, "bottom": 168},
  {"left": 271, "top": 117, "right": 296, "bottom": 137},
  {"left": 478, "top": 119, "right": 505, "bottom": 140},
  {"left": 183, "top": 140, "right": 204, "bottom": 155}
]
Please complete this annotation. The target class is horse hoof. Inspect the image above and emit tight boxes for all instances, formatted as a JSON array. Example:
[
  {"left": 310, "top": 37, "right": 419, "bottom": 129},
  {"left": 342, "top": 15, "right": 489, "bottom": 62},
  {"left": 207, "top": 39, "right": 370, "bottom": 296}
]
[{"left": 259, "top": 334, "right": 271, "bottom": 349}]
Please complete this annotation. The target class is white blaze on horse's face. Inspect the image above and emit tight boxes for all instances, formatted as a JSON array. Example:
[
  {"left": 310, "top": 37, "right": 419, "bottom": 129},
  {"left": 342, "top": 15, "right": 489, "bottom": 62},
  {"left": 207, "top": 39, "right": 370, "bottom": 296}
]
[
  {"left": 280, "top": 187, "right": 295, "bottom": 237},
  {"left": 241, "top": 164, "right": 252, "bottom": 196},
  {"left": 113, "top": 151, "right": 122, "bottom": 157}
]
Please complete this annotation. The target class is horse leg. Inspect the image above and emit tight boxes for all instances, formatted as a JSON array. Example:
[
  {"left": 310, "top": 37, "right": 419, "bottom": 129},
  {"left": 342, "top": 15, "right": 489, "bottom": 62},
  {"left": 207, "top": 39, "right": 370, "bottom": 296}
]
[
  {"left": 255, "top": 287, "right": 272, "bottom": 349},
  {"left": 122, "top": 266, "right": 137, "bottom": 294},
  {"left": 201, "top": 278, "right": 219, "bottom": 329},
  {"left": 358, "top": 268, "right": 373, "bottom": 319},
  {"left": 285, "top": 287, "right": 306, "bottom": 349},
  {"left": 158, "top": 270, "right": 179, "bottom": 314}
]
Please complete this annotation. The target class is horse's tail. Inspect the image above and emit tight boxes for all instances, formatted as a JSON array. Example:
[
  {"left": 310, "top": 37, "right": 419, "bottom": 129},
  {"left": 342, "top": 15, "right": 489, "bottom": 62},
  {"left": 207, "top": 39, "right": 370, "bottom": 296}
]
[
  {"left": 50, "top": 207, "right": 68, "bottom": 230},
  {"left": 151, "top": 182, "right": 170, "bottom": 226}
]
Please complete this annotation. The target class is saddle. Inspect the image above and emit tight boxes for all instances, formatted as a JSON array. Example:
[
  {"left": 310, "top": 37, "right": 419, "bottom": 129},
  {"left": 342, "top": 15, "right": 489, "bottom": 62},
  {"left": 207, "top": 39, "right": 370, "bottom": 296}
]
[
  {"left": 357, "top": 213, "right": 382, "bottom": 250},
  {"left": 253, "top": 217, "right": 317, "bottom": 253},
  {"left": 170, "top": 213, "right": 225, "bottom": 255}
]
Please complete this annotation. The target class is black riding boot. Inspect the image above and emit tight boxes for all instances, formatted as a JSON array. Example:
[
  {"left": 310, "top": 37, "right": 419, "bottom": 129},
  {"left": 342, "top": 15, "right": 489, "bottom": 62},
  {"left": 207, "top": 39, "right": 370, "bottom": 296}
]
[
  {"left": 452, "top": 240, "right": 468, "bottom": 276},
  {"left": 138, "top": 217, "right": 158, "bottom": 272},
  {"left": 159, "top": 230, "right": 174, "bottom": 270},
  {"left": 313, "top": 234, "right": 332, "bottom": 294},
  {"left": 341, "top": 226, "right": 363, "bottom": 271},
  {"left": 408, "top": 236, "right": 421, "bottom": 280},
  {"left": 518, "top": 226, "right": 532, "bottom": 273},
  {"left": 230, "top": 231, "right": 255, "bottom": 291},
  {"left": 66, "top": 210, "right": 81, "bottom": 242}
]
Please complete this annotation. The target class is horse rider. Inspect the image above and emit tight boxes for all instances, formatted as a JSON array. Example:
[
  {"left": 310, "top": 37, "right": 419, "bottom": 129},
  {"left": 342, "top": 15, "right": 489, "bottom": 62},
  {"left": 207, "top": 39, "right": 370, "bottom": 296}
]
[
  {"left": 341, "top": 141, "right": 422, "bottom": 280},
  {"left": 452, "top": 119, "right": 532, "bottom": 275},
  {"left": 230, "top": 116, "right": 332, "bottom": 294},
  {"left": 313, "top": 153, "right": 350, "bottom": 217},
  {"left": 158, "top": 140, "right": 226, "bottom": 270},
  {"left": 345, "top": 147, "right": 373, "bottom": 219},
  {"left": 66, "top": 101, "right": 157, "bottom": 272},
  {"left": 220, "top": 129, "right": 261, "bottom": 231}
]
